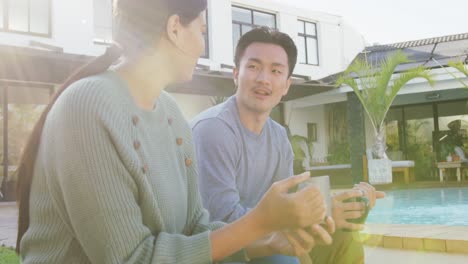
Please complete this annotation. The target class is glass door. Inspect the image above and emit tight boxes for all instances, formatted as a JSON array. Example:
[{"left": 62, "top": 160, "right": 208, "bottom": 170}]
[
  {"left": 404, "top": 104, "right": 435, "bottom": 180},
  {"left": 437, "top": 100, "right": 468, "bottom": 162}
]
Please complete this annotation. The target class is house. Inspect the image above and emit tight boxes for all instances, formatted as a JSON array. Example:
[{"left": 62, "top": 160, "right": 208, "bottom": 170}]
[
  {"left": 288, "top": 33, "right": 468, "bottom": 183},
  {"left": 0, "top": 0, "right": 365, "bottom": 108},
  {"left": 0, "top": 0, "right": 366, "bottom": 196}
]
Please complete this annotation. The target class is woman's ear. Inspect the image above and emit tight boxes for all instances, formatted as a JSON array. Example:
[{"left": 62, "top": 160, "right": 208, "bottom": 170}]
[{"left": 165, "top": 14, "right": 182, "bottom": 46}]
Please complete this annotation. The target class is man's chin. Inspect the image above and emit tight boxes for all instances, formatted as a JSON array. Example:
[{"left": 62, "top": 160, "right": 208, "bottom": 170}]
[{"left": 246, "top": 102, "right": 272, "bottom": 115}]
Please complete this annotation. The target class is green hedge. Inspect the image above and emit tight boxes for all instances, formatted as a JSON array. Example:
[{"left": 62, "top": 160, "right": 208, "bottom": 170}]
[{"left": 0, "top": 246, "right": 19, "bottom": 264}]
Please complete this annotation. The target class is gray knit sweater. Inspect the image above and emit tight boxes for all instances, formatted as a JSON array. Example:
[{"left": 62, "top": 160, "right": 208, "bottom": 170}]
[{"left": 20, "top": 71, "right": 244, "bottom": 263}]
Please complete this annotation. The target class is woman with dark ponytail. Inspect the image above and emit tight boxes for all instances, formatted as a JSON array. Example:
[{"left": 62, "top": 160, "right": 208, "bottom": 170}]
[{"left": 16, "top": 0, "right": 330, "bottom": 263}]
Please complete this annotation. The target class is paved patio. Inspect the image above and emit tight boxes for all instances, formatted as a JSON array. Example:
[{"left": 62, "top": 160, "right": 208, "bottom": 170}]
[
  {"left": 0, "top": 202, "right": 17, "bottom": 248},
  {"left": 365, "top": 246, "right": 468, "bottom": 263},
  {"left": 1, "top": 201, "right": 468, "bottom": 263}
]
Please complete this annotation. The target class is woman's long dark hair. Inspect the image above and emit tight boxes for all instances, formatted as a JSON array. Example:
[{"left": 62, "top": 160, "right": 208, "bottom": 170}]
[{"left": 15, "top": 0, "right": 207, "bottom": 253}]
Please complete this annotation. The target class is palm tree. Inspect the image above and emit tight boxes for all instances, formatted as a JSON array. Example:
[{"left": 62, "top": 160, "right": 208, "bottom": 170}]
[
  {"left": 337, "top": 51, "right": 434, "bottom": 159},
  {"left": 447, "top": 61, "right": 468, "bottom": 88}
]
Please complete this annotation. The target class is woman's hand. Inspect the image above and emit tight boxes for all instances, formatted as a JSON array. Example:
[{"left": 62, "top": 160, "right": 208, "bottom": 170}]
[
  {"left": 268, "top": 229, "right": 315, "bottom": 257},
  {"left": 267, "top": 218, "right": 334, "bottom": 257},
  {"left": 253, "top": 172, "right": 327, "bottom": 232},
  {"left": 211, "top": 173, "right": 330, "bottom": 262}
]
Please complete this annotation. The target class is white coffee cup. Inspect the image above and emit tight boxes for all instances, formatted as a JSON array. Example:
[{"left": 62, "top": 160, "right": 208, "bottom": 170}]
[{"left": 298, "top": 175, "right": 332, "bottom": 216}]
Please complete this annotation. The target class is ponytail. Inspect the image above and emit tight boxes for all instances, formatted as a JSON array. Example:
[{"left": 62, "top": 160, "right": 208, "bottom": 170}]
[{"left": 15, "top": 45, "right": 122, "bottom": 253}]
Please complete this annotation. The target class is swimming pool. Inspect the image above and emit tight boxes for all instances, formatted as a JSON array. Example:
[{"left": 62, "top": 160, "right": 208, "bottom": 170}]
[{"left": 366, "top": 187, "right": 468, "bottom": 226}]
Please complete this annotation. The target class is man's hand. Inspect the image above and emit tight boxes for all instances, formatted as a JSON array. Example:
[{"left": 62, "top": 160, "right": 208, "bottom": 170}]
[
  {"left": 267, "top": 230, "right": 315, "bottom": 257},
  {"left": 353, "top": 182, "right": 385, "bottom": 209},
  {"left": 254, "top": 172, "right": 327, "bottom": 232},
  {"left": 332, "top": 183, "right": 385, "bottom": 230},
  {"left": 332, "top": 190, "right": 366, "bottom": 230}
]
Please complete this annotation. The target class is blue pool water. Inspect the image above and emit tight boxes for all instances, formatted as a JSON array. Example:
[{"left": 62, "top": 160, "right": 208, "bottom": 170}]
[{"left": 366, "top": 187, "right": 468, "bottom": 226}]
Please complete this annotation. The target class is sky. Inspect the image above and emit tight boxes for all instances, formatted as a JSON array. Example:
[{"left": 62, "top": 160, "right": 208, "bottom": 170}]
[{"left": 281, "top": 0, "right": 468, "bottom": 46}]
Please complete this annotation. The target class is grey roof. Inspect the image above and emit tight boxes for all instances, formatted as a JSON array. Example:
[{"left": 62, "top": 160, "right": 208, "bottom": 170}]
[
  {"left": 0, "top": 45, "right": 334, "bottom": 102},
  {"left": 354, "top": 32, "right": 468, "bottom": 73},
  {"left": 367, "top": 33, "right": 468, "bottom": 51}
]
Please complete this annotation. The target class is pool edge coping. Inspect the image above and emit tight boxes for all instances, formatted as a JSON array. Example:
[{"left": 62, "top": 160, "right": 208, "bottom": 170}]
[{"left": 360, "top": 223, "right": 468, "bottom": 254}]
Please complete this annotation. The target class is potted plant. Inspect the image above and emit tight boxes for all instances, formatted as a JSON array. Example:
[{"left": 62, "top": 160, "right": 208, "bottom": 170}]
[
  {"left": 337, "top": 51, "right": 434, "bottom": 184},
  {"left": 289, "top": 134, "right": 314, "bottom": 174}
]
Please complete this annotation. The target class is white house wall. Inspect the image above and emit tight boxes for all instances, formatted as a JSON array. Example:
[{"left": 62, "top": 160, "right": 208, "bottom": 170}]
[
  {"left": 342, "top": 23, "right": 366, "bottom": 67},
  {"left": 170, "top": 94, "right": 214, "bottom": 121},
  {"left": 206, "top": 0, "right": 235, "bottom": 68},
  {"left": 284, "top": 104, "right": 329, "bottom": 162}
]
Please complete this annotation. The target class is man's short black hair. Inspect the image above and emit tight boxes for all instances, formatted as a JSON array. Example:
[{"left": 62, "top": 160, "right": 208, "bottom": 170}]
[{"left": 234, "top": 27, "right": 298, "bottom": 77}]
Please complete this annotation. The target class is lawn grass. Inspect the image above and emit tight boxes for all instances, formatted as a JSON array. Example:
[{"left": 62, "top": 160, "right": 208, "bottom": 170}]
[{"left": 0, "top": 246, "right": 19, "bottom": 264}]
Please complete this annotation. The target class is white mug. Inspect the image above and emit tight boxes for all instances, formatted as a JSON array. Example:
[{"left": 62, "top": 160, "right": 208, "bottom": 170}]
[{"left": 298, "top": 175, "right": 332, "bottom": 216}]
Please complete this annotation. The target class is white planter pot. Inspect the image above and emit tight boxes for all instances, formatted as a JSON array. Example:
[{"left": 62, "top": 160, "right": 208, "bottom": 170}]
[{"left": 368, "top": 158, "right": 392, "bottom": 184}]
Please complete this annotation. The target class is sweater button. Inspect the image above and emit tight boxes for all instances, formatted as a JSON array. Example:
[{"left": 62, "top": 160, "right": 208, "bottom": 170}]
[
  {"left": 132, "top": 115, "right": 139, "bottom": 126},
  {"left": 185, "top": 158, "right": 192, "bottom": 167},
  {"left": 176, "top": 138, "right": 183, "bottom": 146},
  {"left": 133, "top": 140, "right": 141, "bottom": 150}
]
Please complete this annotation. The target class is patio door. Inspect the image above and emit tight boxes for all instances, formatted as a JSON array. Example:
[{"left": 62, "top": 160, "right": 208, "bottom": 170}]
[
  {"left": 436, "top": 100, "right": 468, "bottom": 162},
  {"left": 386, "top": 104, "right": 436, "bottom": 180},
  {"left": 404, "top": 104, "right": 435, "bottom": 180},
  {"left": 386, "top": 99, "right": 468, "bottom": 181}
]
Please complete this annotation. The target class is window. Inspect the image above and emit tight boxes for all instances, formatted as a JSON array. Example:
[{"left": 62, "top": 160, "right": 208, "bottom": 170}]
[
  {"left": 297, "top": 20, "right": 319, "bottom": 65},
  {"left": 201, "top": 10, "right": 209, "bottom": 58},
  {"left": 231, "top": 6, "right": 276, "bottom": 50},
  {"left": 0, "top": 0, "right": 51, "bottom": 36},
  {"left": 94, "top": 0, "right": 113, "bottom": 44}
]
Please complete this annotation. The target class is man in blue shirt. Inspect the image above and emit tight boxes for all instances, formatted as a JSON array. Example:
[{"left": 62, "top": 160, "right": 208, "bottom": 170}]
[{"left": 192, "top": 27, "right": 384, "bottom": 263}]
